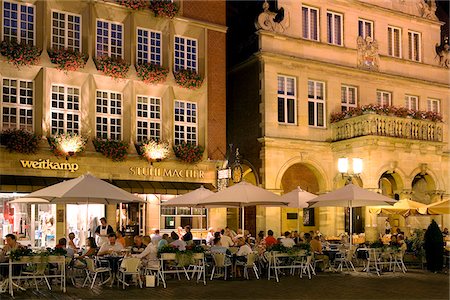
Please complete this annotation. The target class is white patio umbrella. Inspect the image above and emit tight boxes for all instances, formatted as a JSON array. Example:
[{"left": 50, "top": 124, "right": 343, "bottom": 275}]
[
  {"left": 196, "top": 181, "right": 288, "bottom": 232},
  {"left": 279, "top": 187, "right": 317, "bottom": 232},
  {"left": 9, "top": 197, "right": 50, "bottom": 204},
  {"left": 307, "top": 184, "right": 396, "bottom": 248}
]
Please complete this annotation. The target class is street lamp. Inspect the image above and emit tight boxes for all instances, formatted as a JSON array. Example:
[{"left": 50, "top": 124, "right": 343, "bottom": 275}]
[{"left": 338, "top": 157, "right": 363, "bottom": 184}]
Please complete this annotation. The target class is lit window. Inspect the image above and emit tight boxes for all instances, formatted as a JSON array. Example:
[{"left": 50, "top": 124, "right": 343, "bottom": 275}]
[
  {"left": 161, "top": 196, "right": 207, "bottom": 230},
  {"left": 377, "top": 90, "right": 392, "bottom": 106},
  {"left": 136, "top": 96, "right": 161, "bottom": 142},
  {"left": 388, "top": 26, "right": 402, "bottom": 58},
  {"left": 3, "top": 1, "right": 35, "bottom": 45},
  {"left": 308, "top": 80, "right": 326, "bottom": 127},
  {"left": 1, "top": 78, "right": 33, "bottom": 131},
  {"left": 136, "top": 28, "right": 162, "bottom": 65},
  {"left": 302, "top": 6, "right": 319, "bottom": 41},
  {"left": 408, "top": 31, "right": 421, "bottom": 62},
  {"left": 427, "top": 98, "right": 440, "bottom": 113},
  {"left": 95, "top": 90, "right": 122, "bottom": 140},
  {"left": 174, "top": 100, "right": 197, "bottom": 145},
  {"left": 341, "top": 85, "right": 357, "bottom": 111},
  {"left": 50, "top": 85, "right": 80, "bottom": 134},
  {"left": 174, "top": 36, "right": 197, "bottom": 72},
  {"left": 51, "top": 11, "right": 81, "bottom": 51},
  {"left": 327, "top": 11, "right": 343, "bottom": 46},
  {"left": 96, "top": 20, "right": 123, "bottom": 58},
  {"left": 358, "top": 19, "right": 373, "bottom": 39},
  {"left": 405, "top": 95, "right": 418, "bottom": 111},
  {"left": 277, "top": 75, "right": 296, "bottom": 124}
]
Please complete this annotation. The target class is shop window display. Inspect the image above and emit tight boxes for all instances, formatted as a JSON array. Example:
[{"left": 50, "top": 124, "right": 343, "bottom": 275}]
[
  {"left": 66, "top": 204, "right": 104, "bottom": 248},
  {"left": 160, "top": 194, "right": 206, "bottom": 232}
]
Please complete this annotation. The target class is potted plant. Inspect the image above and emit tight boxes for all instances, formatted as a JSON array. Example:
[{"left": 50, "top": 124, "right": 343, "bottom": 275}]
[
  {"left": 94, "top": 55, "right": 130, "bottom": 80},
  {"left": 136, "top": 63, "right": 169, "bottom": 84},
  {"left": 0, "top": 129, "right": 40, "bottom": 154},
  {"left": 48, "top": 48, "right": 88, "bottom": 72},
  {"left": 116, "top": 0, "right": 147, "bottom": 10},
  {"left": 93, "top": 137, "right": 129, "bottom": 161},
  {"left": 149, "top": 0, "right": 179, "bottom": 18},
  {"left": 47, "top": 132, "right": 87, "bottom": 158},
  {"left": 173, "top": 69, "right": 203, "bottom": 90},
  {"left": 173, "top": 142, "right": 204, "bottom": 163},
  {"left": 0, "top": 40, "right": 41, "bottom": 68}
]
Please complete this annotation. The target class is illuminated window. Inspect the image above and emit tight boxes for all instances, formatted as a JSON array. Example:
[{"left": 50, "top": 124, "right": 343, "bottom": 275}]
[
  {"left": 136, "top": 28, "right": 161, "bottom": 65},
  {"left": 50, "top": 85, "right": 80, "bottom": 134},
  {"left": 277, "top": 75, "right": 296, "bottom": 124},
  {"left": 308, "top": 80, "right": 325, "bottom": 127},
  {"left": 1, "top": 78, "right": 33, "bottom": 131},
  {"left": 174, "top": 36, "right": 197, "bottom": 71},
  {"left": 136, "top": 96, "right": 161, "bottom": 142},
  {"left": 96, "top": 20, "right": 123, "bottom": 58},
  {"left": 95, "top": 90, "right": 122, "bottom": 140},
  {"left": 51, "top": 10, "right": 81, "bottom": 51},
  {"left": 174, "top": 100, "right": 197, "bottom": 145},
  {"left": 2, "top": 1, "right": 35, "bottom": 45}
]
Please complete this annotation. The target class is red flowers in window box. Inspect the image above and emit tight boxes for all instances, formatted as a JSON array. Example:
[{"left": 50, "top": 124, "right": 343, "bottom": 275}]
[
  {"left": 48, "top": 48, "right": 88, "bottom": 73},
  {"left": 0, "top": 40, "right": 41, "bottom": 68},
  {"left": 173, "top": 69, "right": 203, "bottom": 90},
  {"left": 94, "top": 55, "right": 130, "bottom": 80},
  {"left": 0, "top": 129, "right": 40, "bottom": 154},
  {"left": 93, "top": 138, "right": 129, "bottom": 162},
  {"left": 173, "top": 142, "right": 204, "bottom": 163},
  {"left": 149, "top": 0, "right": 179, "bottom": 18},
  {"left": 116, "top": 0, "right": 147, "bottom": 10},
  {"left": 136, "top": 63, "right": 169, "bottom": 84}
]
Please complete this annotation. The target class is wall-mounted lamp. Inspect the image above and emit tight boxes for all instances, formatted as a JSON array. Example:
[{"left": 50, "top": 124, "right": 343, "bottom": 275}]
[{"left": 338, "top": 157, "right": 363, "bottom": 184}]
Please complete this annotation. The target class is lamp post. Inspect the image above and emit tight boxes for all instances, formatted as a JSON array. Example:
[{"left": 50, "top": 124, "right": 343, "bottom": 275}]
[{"left": 338, "top": 157, "right": 363, "bottom": 243}]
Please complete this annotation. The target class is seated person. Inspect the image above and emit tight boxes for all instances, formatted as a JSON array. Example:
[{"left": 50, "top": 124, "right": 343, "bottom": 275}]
[
  {"left": 397, "top": 235, "right": 407, "bottom": 253},
  {"left": 97, "top": 233, "right": 124, "bottom": 256},
  {"left": 235, "top": 236, "right": 253, "bottom": 258},
  {"left": 265, "top": 230, "right": 278, "bottom": 247},
  {"left": 68, "top": 232, "right": 79, "bottom": 252},
  {"left": 280, "top": 231, "right": 295, "bottom": 248},
  {"left": 116, "top": 230, "right": 126, "bottom": 247},
  {"left": 389, "top": 235, "right": 398, "bottom": 247},
  {"left": 56, "top": 237, "right": 74, "bottom": 257},
  {"left": 157, "top": 234, "right": 170, "bottom": 250},
  {"left": 310, "top": 236, "right": 330, "bottom": 272},
  {"left": 220, "top": 229, "right": 234, "bottom": 248},
  {"left": 0, "top": 234, "right": 25, "bottom": 279},
  {"left": 133, "top": 242, "right": 159, "bottom": 268},
  {"left": 150, "top": 229, "right": 162, "bottom": 246},
  {"left": 131, "top": 235, "right": 146, "bottom": 254},
  {"left": 182, "top": 225, "right": 193, "bottom": 245},
  {"left": 142, "top": 235, "right": 151, "bottom": 247},
  {"left": 79, "top": 237, "right": 97, "bottom": 258},
  {"left": 170, "top": 232, "right": 187, "bottom": 251}
]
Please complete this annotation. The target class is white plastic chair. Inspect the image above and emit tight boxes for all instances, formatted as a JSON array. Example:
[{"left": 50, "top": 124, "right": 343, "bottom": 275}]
[
  {"left": 82, "top": 257, "right": 111, "bottom": 289},
  {"left": 118, "top": 257, "right": 142, "bottom": 289},
  {"left": 210, "top": 253, "right": 232, "bottom": 280},
  {"left": 334, "top": 248, "right": 356, "bottom": 272},
  {"left": 144, "top": 259, "right": 165, "bottom": 288},
  {"left": 187, "top": 253, "right": 206, "bottom": 285},
  {"left": 235, "top": 252, "right": 259, "bottom": 280}
]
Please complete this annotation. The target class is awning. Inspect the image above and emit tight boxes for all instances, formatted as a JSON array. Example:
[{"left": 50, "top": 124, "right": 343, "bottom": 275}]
[{"left": 0, "top": 175, "right": 215, "bottom": 195}]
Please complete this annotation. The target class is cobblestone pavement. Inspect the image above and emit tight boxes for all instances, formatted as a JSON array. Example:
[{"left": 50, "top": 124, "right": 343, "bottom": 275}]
[{"left": 1, "top": 269, "right": 448, "bottom": 300}]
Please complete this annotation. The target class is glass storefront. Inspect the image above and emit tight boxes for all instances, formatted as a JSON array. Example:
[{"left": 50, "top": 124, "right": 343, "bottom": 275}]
[
  {"left": 160, "top": 194, "right": 207, "bottom": 231},
  {"left": 66, "top": 204, "right": 105, "bottom": 248}
]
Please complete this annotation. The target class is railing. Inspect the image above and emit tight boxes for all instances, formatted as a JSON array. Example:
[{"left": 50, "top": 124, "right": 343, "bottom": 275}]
[{"left": 331, "top": 113, "right": 444, "bottom": 142}]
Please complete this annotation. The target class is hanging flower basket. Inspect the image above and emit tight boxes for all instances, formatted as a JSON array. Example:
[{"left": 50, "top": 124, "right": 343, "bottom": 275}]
[
  {"left": 149, "top": 0, "right": 179, "bottom": 18},
  {"left": 47, "top": 132, "right": 87, "bottom": 158},
  {"left": 48, "top": 48, "right": 88, "bottom": 72},
  {"left": 138, "top": 139, "right": 170, "bottom": 162},
  {"left": 94, "top": 55, "right": 130, "bottom": 80},
  {"left": 173, "top": 69, "right": 203, "bottom": 90},
  {"left": 173, "top": 142, "right": 204, "bottom": 163},
  {"left": 93, "top": 137, "right": 129, "bottom": 162},
  {"left": 0, "top": 129, "right": 40, "bottom": 154},
  {"left": 0, "top": 40, "right": 41, "bottom": 68},
  {"left": 116, "top": 0, "right": 147, "bottom": 10},
  {"left": 136, "top": 63, "right": 169, "bottom": 84}
]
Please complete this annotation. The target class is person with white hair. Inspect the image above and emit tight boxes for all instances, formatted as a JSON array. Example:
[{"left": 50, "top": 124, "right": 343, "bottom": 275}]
[{"left": 206, "top": 227, "right": 215, "bottom": 246}]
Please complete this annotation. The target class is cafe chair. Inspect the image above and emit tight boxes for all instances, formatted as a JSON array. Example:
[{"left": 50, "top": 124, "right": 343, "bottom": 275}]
[
  {"left": 334, "top": 249, "right": 356, "bottom": 272},
  {"left": 118, "top": 257, "right": 142, "bottom": 289},
  {"left": 82, "top": 258, "right": 111, "bottom": 289},
  {"left": 20, "top": 261, "right": 51, "bottom": 291},
  {"left": 235, "top": 252, "right": 259, "bottom": 280},
  {"left": 187, "top": 253, "right": 206, "bottom": 285},
  {"left": 210, "top": 253, "right": 232, "bottom": 281},
  {"left": 144, "top": 259, "right": 165, "bottom": 288}
]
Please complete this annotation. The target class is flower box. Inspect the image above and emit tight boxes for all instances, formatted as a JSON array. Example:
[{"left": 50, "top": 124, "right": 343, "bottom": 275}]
[
  {"left": 173, "top": 142, "right": 204, "bottom": 163},
  {"left": 47, "top": 132, "right": 87, "bottom": 158},
  {"left": 136, "top": 63, "right": 168, "bottom": 84},
  {"left": 48, "top": 48, "right": 87, "bottom": 72},
  {"left": 173, "top": 69, "right": 203, "bottom": 90},
  {"left": 0, "top": 40, "right": 41, "bottom": 68},
  {"left": 93, "top": 138, "right": 129, "bottom": 162},
  {"left": 94, "top": 55, "right": 130, "bottom": 80},
  {"left": 149, "top": 0, "right": 179, "bottom": 18},
  {"left": 138, "top": 139, "right": 170, "bottom": 162},
  {"left": 0, "top": 129, "right": 40, "bottom": 154},
  {"left": 116, "top": 0, "right": 147, "bottom": 10}
]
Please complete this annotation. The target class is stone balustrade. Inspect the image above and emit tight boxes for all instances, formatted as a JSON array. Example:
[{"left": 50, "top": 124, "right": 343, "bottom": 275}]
[{"left": 331, "top": 113, "right": 444, "bottom": 142}]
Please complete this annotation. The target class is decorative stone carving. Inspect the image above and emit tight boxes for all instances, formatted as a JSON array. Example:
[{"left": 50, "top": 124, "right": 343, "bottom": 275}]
[
  {"left": 417, "top": 0, "right": 438, "bottom": 20},
  {"left": 435, "top": 37, "right": 449, "bottom": 68},
  {"left": 255, "top": 0, "right": 290, "bottom": 33},
  {"left": 357, "top": 36, "right": 379, "bottom": 71}
]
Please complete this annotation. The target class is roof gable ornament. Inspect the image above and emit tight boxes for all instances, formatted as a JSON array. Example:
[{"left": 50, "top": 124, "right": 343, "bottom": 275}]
[
  {"left": 435, "top": 37, "right": 449, "bottom": 68},
  {"left": 357, "top": 36, "right": 380, "bottom": 71},
  {"left": 417, "top": 0, "right": 438, "bottom": 20},
  {"left": 255, "top": 0, "right": 290, "bottom": 33}
]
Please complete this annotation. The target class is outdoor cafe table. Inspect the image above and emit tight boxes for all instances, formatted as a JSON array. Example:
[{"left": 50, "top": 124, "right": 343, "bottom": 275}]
[{"left": 98, "top": 255, "right": 124, "bottom": 287}]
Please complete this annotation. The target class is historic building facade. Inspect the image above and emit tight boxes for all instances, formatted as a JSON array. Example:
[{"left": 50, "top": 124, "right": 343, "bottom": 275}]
[
  {"left": 0, "top": 0, "right": 226, "bottom": 246},
  {"left": 228, "top": 0, "right": 449, "bottom": 239}
]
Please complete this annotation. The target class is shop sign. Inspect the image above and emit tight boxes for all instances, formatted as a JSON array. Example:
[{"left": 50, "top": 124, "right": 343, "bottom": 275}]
[
  {"left": 20, "top": 159, "right": 79, "bottom": 173},
  {"left": 129, "top": 166, "right": 205, "bottom": 179}
]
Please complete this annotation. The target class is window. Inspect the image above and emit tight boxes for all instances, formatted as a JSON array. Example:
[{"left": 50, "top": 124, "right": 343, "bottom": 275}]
[
  {"left": 136, "top": 28, "right": 161, "bottom": 65},
  {"left": 388, "top": 26, "right": 401, "bottom": 58},
  {"left": 377, "top": 90, "right": 392, "bottom": 106},
  {"left": 358, "top": 19, "right": 373, "bottom": 39},
  {"left": 277, "top": 75, "right": 296, "bottom": 124},
  {"left": 95, "top": 91, "right": 122, "bottom": 140},
  {"left": 327, "top": 11, "right": 342, "bottom": 46},
  {"left": 96, "top": 20, "right": 123, "bottom": 58},
  {"left": 302, "top": 6, "right": 319, "bottom": 41},
  {"left": 405, "top": 95, "right": 418, "bottom": 111},
  {"left": 408, "top": 31, "right": 421, "bottom": 62},
  {"left": 427, "top": 99, "right": 440, "bottom": 113},
  {"left": 307, "top": 80, "right": 325, "bottom": 127},
  {"left": 160, "top": 196, "right": 206, "bottom": 230},
  {"left": 174, "top": 36, "right": 197, "bottom": 72},
  {"left": 51, "top": 11, "right": 81, "bottom": 51},
  {"left": 136, "top": 96, "right": 161, "bottom": 142},
  {"left": 174, "top": 100, "right": 197, "bottom": 145},
  {"left": 341, "top": 85, "right": 357, "bottom": 111},
  {"left": 2, "top": 1, "right": 35, "bottom": 44},
  {"left": 50, "top": 85, "right": 80, "bottom": 134},
  {"left": 1, "top": 78, "right": 33, "bottom": 131}
]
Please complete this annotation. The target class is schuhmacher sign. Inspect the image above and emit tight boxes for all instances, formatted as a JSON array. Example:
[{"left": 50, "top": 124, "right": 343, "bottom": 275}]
[{"left": 20, "top": 159, "right": 79, "bottom": 173}]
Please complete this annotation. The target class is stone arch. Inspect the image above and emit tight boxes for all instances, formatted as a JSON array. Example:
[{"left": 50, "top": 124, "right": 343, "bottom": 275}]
[{"left": 374, "top": 163, "right": 407, "bottom": 192}]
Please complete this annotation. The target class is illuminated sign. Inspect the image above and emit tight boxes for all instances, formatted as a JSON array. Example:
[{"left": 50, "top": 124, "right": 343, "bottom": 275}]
[
  {"left": 129, "top": 167, "right": 204, "bottom": 179},
  {"left": 20, "top": 159, "right": 79, "bottom": 173}
]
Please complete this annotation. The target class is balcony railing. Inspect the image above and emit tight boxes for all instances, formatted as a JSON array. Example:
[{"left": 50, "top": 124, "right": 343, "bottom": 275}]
[{"left": 331, "top": 113, "right": 444, "bottom": 142}]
